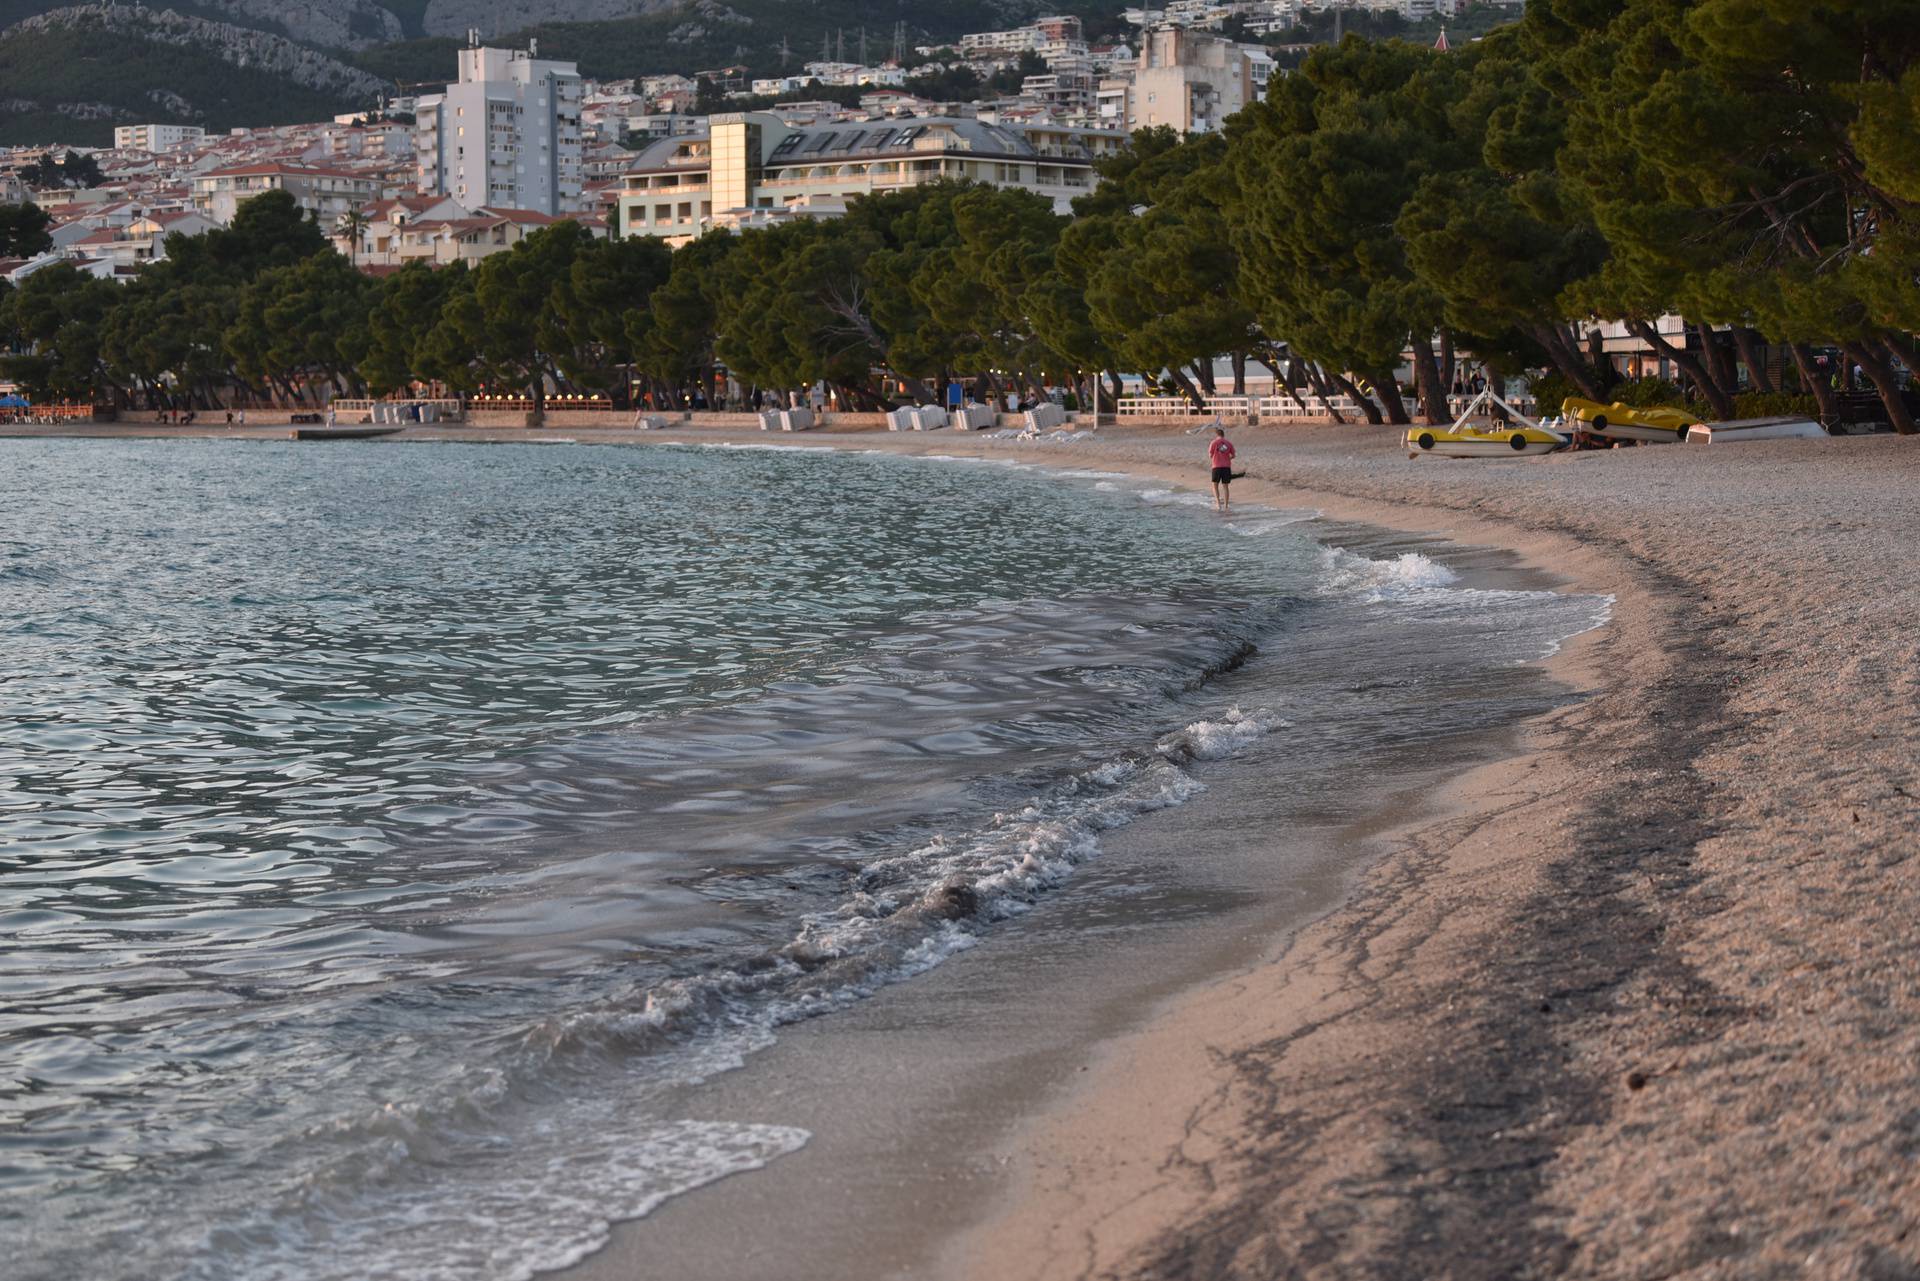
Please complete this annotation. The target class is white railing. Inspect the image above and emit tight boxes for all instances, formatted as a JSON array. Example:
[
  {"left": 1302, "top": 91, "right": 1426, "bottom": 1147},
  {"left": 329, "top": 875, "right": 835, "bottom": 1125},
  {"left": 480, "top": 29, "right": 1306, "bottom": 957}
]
[
  {"left": 1253, "top": 393, "right": 1381, "bottom": 423},
  {"left": 1117, "top": 396, "right": 1204, "bottom": 417},
  {"left": 1203, "top": 395, "right": 1254, "bottom": 418},
  {"left": 1447, "top": 393, "right": 1537, "bottom": 418}
]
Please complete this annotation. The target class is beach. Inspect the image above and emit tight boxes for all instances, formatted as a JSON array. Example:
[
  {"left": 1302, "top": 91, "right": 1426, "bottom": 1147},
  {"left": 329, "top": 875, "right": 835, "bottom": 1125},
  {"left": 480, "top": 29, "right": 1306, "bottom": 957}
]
[
  {"left": 529, "top": 422, "right": 1920, "bottom": 1279},
  {"left": 6, "top": 419, "right": 1916, "bottom": 1279}
]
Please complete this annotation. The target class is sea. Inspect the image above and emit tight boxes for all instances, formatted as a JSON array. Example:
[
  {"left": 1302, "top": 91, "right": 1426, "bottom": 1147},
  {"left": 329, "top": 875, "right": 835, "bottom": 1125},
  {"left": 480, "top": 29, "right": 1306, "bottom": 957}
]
[{"left": 0, "top": 438, "right": 1608, "bottom": 1280}]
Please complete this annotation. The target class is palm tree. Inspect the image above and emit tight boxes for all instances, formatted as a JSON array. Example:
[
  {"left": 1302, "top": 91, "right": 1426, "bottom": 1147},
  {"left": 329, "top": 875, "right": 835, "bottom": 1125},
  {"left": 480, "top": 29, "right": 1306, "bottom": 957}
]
[{"left": 336, "top": 205, "right": 372, "bottom": 264}]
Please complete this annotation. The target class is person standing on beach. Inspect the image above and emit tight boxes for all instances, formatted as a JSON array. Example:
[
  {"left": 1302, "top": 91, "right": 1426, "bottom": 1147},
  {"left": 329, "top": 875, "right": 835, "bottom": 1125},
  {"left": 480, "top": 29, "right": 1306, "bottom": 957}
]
[{"left": 1208, "top": 426, "right": 1237, "bottom": 513}]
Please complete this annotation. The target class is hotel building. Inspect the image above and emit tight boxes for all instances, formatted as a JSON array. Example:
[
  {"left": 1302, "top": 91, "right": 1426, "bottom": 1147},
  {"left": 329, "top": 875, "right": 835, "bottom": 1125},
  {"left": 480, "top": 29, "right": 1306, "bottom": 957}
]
[
  {"left": 414, "top": 45, "right": 585, "bottom": 216},
  {"left": 614, "top": 112, "right": 1124, "bottom": 242}
]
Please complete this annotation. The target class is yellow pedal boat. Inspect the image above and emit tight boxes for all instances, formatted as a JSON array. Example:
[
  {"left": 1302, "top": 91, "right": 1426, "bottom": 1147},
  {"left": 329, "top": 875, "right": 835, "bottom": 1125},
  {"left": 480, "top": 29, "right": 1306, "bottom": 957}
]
[
  {"left": 1561, "top": 397, "right": 1701, "bottom": 443},
  {"left": 1405, "top": 390, "right": 1569, "bottom": 458}
]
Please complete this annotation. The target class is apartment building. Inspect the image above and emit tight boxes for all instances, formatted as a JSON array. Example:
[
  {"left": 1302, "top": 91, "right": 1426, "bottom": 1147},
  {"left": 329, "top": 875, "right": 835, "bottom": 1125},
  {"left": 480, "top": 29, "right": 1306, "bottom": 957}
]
[
  {"left": 1106, "top": 29, "right": 1275, "bottom": 134},
  {"left": 113, "top": 124, "right": 207, "bottom": 153},
  {"left": 190, "top": 163, "right": 382, "bottom": 225},
  {"left": 957, "top": 15, "right": 1084, "bottom": 57},
  {"left": 414, "top": 44, "right": 585, "bottom": 216},
  {"left": 615, "top": 112, "right": 1121, "bottom": 243}
]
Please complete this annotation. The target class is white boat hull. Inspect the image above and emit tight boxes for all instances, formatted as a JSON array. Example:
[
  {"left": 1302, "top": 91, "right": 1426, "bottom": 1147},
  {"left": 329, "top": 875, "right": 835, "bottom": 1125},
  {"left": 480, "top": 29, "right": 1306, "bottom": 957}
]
[{"left": 1684, "top": 416, "right": 1826, "bottom": 443}]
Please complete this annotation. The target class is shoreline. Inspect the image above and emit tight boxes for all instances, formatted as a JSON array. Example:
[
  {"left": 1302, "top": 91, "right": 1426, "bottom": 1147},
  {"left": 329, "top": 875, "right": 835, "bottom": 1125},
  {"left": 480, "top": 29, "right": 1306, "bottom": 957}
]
[{"left": 10, "top": 424, "right": 1917, "bottom": 1277}]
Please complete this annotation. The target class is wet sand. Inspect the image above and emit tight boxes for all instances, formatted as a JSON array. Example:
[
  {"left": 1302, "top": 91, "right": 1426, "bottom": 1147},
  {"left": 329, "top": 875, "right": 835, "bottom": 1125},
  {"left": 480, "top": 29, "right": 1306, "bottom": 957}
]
[{"left": 13, "top": 420, "right": 1918, "bottom": 1278}]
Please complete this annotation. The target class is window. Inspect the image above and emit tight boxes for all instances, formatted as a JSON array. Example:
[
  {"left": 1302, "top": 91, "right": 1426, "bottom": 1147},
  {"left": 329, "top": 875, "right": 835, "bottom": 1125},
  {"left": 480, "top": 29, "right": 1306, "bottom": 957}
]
[
  {"left": 677, "top": 201, "right": 691, "bottom": 219},
  {"left": 655, "top": 204, "right": 669, "bottom": 221}
]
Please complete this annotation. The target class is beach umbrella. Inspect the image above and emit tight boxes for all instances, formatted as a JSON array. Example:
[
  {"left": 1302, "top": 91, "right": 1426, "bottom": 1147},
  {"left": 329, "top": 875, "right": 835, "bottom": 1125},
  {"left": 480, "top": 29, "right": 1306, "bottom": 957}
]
[{"left": 0, "top": 393, "right": 30, "bottom": 407}]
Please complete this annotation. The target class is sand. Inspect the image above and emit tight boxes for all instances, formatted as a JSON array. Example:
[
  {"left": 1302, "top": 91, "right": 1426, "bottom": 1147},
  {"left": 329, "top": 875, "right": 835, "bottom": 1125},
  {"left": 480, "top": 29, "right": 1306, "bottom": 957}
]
[
  {"left": 915, "top": 425, "right": 1920, "bottom": 1281},
  {"left": 12, "top": 419, "right": 1917, "bottom": 1278}
]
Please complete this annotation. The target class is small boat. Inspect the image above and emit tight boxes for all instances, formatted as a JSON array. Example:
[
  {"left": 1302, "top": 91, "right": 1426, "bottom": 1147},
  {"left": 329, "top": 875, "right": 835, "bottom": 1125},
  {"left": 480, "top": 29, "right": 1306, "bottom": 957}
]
[
  {"left": 289, "top": 424, "right": 405, "bottom": 441},
  {"left": 1561, "top": 397, "right": 1700, "bottom": 443},
  {"left": 1683, "top": 416, "right": 1828, "bottom": 444},
  {"left": 1405, "top": 389, "right": 1569, "bottom": 457}
]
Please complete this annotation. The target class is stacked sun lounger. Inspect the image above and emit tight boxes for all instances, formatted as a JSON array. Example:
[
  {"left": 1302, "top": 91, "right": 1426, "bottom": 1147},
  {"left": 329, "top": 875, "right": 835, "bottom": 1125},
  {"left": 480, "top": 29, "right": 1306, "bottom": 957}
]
[
  {"left": 1022, "top": 402, "right": 1067, "bottom": 432},
  {"left": 887, "top": 406, "right": 950, "bottom": 431}
]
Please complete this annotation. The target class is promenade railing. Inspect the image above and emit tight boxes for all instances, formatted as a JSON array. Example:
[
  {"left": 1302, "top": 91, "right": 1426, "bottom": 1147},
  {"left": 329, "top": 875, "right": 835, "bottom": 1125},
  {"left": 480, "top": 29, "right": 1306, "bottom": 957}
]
[{"left": 1117, "top": 396, "right": 1204, "bottom": 417}]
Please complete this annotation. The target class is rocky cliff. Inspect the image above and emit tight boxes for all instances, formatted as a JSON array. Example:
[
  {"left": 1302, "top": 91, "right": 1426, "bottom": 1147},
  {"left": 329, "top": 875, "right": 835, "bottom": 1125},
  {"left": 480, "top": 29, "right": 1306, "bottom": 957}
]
[
  {"left": 197, "top": 0, "right": 404, "bottom": 50},
  {"left": 415, "top": 0, "right": 682, "bottom": 39},
  {"left": 7, "top": 4, "right": 394, "bottom": 98}
]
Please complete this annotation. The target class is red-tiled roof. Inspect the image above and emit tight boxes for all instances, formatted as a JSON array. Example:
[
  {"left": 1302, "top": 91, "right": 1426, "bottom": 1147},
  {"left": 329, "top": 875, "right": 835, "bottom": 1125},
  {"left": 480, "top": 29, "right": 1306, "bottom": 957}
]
[
  {"left": 200, "top": 162, "right": 373, "bottom": 181},
  {"left": 474, "top": 207, "right": 559, "bottom": 225}
]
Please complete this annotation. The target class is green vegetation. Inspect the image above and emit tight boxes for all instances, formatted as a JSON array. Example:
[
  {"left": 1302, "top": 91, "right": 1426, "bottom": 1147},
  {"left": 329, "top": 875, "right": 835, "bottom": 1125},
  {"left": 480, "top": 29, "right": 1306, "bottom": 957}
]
[
  {"left": 0, "top": 26, "right": 377, "bottom": 146},
  {"left": 0, "top": 203, "right": 54, "bottom": 258},
  {"left": 5, "top": 2, "right": 1916, "bottom": 433}
]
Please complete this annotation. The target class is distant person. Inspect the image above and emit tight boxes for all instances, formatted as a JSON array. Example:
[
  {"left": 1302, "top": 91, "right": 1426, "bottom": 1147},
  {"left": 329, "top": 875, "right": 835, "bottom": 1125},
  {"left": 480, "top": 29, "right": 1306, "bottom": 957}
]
[{"left": 1208, "top": 425, "right": 1237, "bottom": 514}]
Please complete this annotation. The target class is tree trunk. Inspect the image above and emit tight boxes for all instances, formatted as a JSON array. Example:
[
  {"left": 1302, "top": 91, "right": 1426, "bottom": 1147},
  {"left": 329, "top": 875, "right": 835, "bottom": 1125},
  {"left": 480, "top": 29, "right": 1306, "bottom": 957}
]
[
  {"left": 1106, "top": 370, "right": 1124, "bottom": 412},
  {"left": 1302, "top": 363, "right": 1348, "bottom": 423},
  {"left": 1325, "top": 370, "right": 1382, "bottom": 424},
  {"left": 1585, "top": 328, "right": 1616, "bottom": 395},
  {"left": 1260, "top": 349, "right": 1309, "bottom": 411},
  {"left": 1698, "top": 323, "right": 1740, "bottom": 397},
  {"left": 1365, "top": 368, "right": 1409, "bottom": 425},
  {"left": 1840, "top": 340, "right": 1915, "bottom": 434},
  {"left": 1231, "top": 350, "right": 1247, "bottom": 396},
  {"left": 1191, "top": 358, "right": 1216, "bottom": 396},
  {"left": 1439, "top": 328, "right": 1456, "bottom": 394},
  {"left": 1409, "top": 333, "right": 1448, "bottom": 424},
  {"left": 1167, "top": 365, "right": 1208, "bottom": 411},
  {"left": 1731, "top": 327, "right": 1775, "bottom": 394},
  {"left": 1787, "top": 343, "right": 1843, "bottom": 427},
  {"left": 1874, "top": 331, "right": 1920, "bottom": 383},
  {"left": 1625, "top": 318, "right": 1736, "bottom": 420},
  {"left": 1529, "top": 322, "right": 1605, "bottom": 400}
]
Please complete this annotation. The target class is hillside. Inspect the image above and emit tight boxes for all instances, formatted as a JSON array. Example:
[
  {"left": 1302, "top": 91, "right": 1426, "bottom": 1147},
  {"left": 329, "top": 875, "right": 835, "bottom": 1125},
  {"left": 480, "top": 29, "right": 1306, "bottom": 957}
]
[
  {"left": 0, "top": 0, "right": 1104, "bottom": 143},
  {"left": 356, "top": 0, "right": 1114, "bottom": 88},
  {"left": 0, "top": 0, "right": 405, "bottom": 47},
  {"left": 0, "top": 5, "right": 392, "bottom": 145}
]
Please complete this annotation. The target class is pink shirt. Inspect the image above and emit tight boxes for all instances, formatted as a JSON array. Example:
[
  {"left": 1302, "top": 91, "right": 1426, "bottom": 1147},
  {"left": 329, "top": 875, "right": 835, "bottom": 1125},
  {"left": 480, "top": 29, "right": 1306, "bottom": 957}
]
[{"left": 1208, "top": 438, "right": 1235, "bottom": 468}]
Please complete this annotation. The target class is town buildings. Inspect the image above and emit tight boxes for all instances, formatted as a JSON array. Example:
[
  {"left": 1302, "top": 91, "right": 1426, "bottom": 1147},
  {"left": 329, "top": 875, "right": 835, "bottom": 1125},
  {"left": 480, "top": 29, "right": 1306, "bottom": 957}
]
[
  {"left": 413, "top": 44, "right": 586, "bottom": 216},
  {"left": 1100, "top": 28, "right": 1275, "bottom": 133},
  {"left": 112, "top": 124, "right": 207, "bottom": 153},
  {"left": 332, "top": 195, "right": 591, "bottom": 268},
  {"left": 191, "top": 162, "right": 383, "bottom": 226},
  {"left": 616, "top": 112, "right": 1124, "bottom": 243}
]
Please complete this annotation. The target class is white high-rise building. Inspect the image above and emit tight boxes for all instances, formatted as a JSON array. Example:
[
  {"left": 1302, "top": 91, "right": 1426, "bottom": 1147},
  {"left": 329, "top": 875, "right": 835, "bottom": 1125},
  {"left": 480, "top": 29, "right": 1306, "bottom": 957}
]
[
  {"left": 113, "top": 124, "right": 206, "bottom": 153},
  {"left": 414, "top": 43, "right": 584, "bottom": 215}
]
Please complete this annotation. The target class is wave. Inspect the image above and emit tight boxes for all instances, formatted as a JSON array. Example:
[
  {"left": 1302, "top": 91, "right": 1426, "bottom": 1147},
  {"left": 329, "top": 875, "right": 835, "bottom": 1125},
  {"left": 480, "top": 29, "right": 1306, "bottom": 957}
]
[{"left": 1319, "top": 547, "right": 1460, "bottom": 599}]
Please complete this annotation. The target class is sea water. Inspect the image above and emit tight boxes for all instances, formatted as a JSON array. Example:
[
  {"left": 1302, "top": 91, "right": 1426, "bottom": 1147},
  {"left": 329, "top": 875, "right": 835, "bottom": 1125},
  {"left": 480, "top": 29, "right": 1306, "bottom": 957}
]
[{"left": 0, "top": 440, "right": 1606, "bottom": 1280}]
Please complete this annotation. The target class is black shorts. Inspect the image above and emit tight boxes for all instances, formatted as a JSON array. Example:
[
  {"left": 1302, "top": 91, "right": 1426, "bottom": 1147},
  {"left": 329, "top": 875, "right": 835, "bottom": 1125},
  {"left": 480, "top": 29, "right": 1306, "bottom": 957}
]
[{"left": 1211, "top": 466, "right": 1233, "bottom": 484}]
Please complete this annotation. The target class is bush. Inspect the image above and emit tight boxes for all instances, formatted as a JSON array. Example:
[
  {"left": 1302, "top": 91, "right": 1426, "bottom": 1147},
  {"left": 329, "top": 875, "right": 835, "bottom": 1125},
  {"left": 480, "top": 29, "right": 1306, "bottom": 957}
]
[
  {"left": 1526, "top": 372, "right": 1579, "bottom": 413},
  {"left": 1732, "top": 391, "right": 1819, "bottom": 419},
  {"left": 1610, "top": 376, "right": 1689, "bottom": 408}
]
